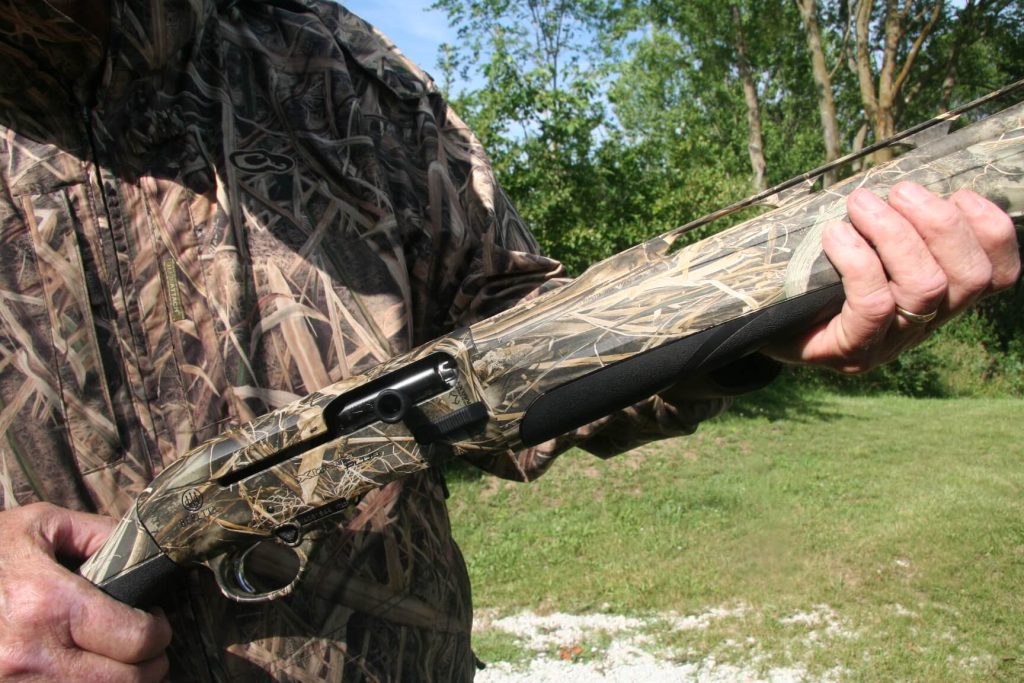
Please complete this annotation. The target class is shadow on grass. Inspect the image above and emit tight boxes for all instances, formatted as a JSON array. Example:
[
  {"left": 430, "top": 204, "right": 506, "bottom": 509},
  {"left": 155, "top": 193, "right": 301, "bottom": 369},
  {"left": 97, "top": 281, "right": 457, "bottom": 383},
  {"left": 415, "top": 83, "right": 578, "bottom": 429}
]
[
  {"left": 442, "top": 457, "right": 490, "bottom": 483},
  {"left": 445, "top": 370, "right": 853, "bottom": 485},
  {"left": 715, "top": 368, "right": 848, "bottom": 423}
]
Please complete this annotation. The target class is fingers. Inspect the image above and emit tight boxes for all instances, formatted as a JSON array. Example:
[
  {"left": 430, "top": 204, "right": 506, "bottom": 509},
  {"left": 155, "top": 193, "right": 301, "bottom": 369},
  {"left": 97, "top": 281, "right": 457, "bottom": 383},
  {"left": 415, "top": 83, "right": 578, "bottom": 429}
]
[
  {"left": 845, "top": 182, "right": 1019, "bottom": 333},
  {"left": 0, "top": 505, "right": 173, "bottom": 681},
  {"left": 1, "top": 551, "right": 171, "bottom": 664},
  {"left": 769, "top": 218, "right": 919, "bottom": 371},
  {"left": 70, "top": 596, "right": 173, "bottom": 664},
  {"left": 883, "top": 183, "right": 990, "bottom": 314},
  {"left": 950, "top": 190, "right": 1021, "bottom": 291},
  {"left": 78, "top": 651, "right": 170, "bottom": 683},
  {"left": 137, "top": 652, "right": 172, "bottom": 683},
  {"left": 793, "top": 221, "right": 893, "bottom": 368},
  {"left": 35, "top": 503, "right": 118, "bottom": 561},
  {"left": 765, "top": 182, "right": 1018, "bottom": 374},
  {"left": 40, "top": 650, "right": 168, "bottom": 683},
  {"left": 847, "top": 187, "right": 949, "bottom": 323}
]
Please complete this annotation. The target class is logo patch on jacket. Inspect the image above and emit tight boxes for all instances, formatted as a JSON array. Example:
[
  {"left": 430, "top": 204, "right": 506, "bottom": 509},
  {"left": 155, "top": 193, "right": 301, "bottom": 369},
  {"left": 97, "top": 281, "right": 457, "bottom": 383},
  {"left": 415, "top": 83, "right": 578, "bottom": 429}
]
[
  {"left": 229, "top": 150, "right": 295, "bottom": 174},
  {"left": 161, "top": 257, "right": 187, "bottom": 322}
]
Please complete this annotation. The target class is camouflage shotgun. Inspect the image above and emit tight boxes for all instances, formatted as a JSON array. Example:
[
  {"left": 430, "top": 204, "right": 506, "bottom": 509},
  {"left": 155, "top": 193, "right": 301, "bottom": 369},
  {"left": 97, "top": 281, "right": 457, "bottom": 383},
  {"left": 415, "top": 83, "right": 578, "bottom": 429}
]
[{"left": 80, "top": 85, "right": 1024, "bottom": 606}]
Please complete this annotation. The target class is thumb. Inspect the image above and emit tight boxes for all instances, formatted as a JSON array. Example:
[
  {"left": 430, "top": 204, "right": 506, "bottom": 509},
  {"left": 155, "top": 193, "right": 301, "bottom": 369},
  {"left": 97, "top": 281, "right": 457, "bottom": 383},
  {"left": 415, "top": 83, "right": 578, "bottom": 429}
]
[{"left": 37, "top": 505, "right": 117, "bottom": 562}]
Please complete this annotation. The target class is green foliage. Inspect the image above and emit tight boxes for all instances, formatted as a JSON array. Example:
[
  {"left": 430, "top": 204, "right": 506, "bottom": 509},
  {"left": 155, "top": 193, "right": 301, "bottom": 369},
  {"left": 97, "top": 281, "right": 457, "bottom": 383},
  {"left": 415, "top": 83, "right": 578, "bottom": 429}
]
[
  {"left": 433, "top": 0, "right": 1024, "bottom": 393},
  {"left": 433, "top": 0, "right": 616, "bottom": 272}
]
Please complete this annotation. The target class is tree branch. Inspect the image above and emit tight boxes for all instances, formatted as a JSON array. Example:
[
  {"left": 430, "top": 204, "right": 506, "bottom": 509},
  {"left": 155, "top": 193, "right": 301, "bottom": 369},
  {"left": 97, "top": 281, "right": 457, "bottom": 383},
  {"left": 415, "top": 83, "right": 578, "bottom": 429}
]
[
  {"left": 893, "top": 0, "right": 945, "bottom": 98},
  {"left": 854, "top": 0, "right": 879, "bottom": 123}
]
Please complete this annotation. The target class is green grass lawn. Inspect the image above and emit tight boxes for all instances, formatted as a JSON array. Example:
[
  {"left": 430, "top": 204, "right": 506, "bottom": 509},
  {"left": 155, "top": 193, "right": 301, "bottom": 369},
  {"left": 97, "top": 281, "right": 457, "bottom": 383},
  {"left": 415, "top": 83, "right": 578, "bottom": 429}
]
[{"left": 445, "top": 394, "right": 1024, "bottom": 681}]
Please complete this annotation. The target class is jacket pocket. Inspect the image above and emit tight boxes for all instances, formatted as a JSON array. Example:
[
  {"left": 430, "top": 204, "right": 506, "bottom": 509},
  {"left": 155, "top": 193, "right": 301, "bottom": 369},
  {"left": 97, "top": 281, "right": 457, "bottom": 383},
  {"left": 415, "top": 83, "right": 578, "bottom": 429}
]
[{"left": 16, "top": 185, "right": 128, "bottom": 473}]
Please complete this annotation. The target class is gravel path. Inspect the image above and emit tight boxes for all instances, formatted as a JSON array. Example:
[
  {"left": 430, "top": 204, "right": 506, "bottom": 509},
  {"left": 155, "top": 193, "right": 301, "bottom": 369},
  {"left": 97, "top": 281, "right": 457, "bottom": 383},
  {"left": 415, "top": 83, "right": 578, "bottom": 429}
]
[{"left": 472, "top": 608, "right": 844, "bottom": 683}]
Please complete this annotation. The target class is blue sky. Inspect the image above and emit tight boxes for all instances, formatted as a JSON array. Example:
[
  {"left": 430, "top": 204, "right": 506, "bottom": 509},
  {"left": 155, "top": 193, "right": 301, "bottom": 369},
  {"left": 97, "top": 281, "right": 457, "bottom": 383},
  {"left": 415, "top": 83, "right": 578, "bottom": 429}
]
[{"left": 342, "top": 1, "right": 454, "bottom": 75}]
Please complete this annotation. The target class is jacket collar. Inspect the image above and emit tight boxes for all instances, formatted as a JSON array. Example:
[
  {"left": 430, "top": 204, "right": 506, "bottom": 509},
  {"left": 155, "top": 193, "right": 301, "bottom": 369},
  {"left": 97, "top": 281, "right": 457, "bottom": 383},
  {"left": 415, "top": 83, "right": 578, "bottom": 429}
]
[
  {"left": 0, "top": 1, "right": 107, "bottom": 110},
  {"left": 0, "top": 0, "right": 207, "bottom": 116}
]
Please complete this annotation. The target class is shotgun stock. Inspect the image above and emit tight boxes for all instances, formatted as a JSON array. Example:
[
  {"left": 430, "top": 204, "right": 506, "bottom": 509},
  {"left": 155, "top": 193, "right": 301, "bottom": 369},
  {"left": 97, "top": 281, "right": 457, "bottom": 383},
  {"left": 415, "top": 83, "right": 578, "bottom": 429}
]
[{"left": 81, "top": 90, "right": 1024, "bottom": 606}]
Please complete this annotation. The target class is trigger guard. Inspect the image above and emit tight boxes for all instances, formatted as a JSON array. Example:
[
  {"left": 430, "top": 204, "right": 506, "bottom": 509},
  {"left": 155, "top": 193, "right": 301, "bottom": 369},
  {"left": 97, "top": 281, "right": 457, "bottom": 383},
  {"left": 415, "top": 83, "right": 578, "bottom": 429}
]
[{"left": 206, "top": 540, "right": 308, "bottom": 603}]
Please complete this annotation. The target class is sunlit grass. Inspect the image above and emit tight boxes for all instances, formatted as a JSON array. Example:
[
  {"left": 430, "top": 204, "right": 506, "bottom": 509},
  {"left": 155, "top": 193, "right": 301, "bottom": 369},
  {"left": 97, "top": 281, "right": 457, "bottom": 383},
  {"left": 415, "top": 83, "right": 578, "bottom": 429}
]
[{"left": 447, "top": 394, "right": 1024, "bottom": 680}]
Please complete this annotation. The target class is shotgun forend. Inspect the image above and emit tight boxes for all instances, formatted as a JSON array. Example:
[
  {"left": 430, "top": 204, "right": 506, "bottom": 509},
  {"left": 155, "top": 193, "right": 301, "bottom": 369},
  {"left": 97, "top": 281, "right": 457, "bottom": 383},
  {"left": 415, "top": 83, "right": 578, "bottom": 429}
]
[{"left": 80, "top": 93, "right": 1024, "bottom": 606}]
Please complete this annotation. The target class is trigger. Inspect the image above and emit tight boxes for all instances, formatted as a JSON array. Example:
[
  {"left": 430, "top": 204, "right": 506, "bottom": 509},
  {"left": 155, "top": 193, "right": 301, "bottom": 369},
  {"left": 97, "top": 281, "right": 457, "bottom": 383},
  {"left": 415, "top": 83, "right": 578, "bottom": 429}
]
[
  {"left": 206, "top": 540, "right": 305, "bottom": 603},
  {"left": 233, "top": 543, "right": 261, "bottom": 594}
]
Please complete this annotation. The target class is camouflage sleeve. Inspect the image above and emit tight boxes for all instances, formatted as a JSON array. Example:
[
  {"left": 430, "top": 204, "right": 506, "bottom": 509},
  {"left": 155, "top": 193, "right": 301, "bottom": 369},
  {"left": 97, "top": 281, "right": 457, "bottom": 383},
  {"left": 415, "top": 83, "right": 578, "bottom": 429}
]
[
  {"left": 326, "top": 7, "right": 777, "bottom": 481},
  {"left": 438, "top": 107, "right": 779, "bottom": 482}
]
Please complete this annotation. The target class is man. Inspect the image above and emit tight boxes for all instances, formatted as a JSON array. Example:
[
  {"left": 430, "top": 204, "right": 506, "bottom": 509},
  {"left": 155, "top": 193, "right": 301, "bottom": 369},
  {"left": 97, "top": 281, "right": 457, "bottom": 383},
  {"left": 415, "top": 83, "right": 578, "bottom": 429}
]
[{"left": 0, "top": 0, "right": 1017, "bottom": 681}]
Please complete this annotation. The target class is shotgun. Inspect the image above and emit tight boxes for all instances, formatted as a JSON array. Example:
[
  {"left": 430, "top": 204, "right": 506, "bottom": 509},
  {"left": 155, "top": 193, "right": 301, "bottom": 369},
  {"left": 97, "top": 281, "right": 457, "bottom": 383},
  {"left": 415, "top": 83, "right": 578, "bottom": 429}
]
[{"left": 80, "top": 85, "right": 1024, "bottom": 605}]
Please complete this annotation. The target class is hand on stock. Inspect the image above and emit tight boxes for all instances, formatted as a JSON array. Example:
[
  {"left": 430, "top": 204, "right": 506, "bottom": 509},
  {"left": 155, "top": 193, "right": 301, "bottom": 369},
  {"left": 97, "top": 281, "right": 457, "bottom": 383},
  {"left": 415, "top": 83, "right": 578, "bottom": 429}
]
[
  {"left": 766, "top": 181, "right": 1021, "bottom": 372},
  {"left": 0, "top": 503, "right": 172, "bottom": 682}
]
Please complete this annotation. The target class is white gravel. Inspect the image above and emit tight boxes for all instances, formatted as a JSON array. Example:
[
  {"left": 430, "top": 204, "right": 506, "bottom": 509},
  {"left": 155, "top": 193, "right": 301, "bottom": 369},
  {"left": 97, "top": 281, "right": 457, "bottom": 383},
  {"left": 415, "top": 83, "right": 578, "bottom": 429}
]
[
  {"left": 476, "top": 650, "right": 821, "bottom": 683},
  {"left": 473, "top": 607, "right": 845, "bottom": 683}
]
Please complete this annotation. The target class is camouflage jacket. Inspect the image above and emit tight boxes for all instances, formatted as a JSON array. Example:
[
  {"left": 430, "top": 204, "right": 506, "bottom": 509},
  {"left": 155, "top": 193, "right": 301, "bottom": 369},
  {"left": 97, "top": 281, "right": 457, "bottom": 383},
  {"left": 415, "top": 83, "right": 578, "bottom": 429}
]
[{"left": 0, "top": 1, "right": 763, "bottom": 680}]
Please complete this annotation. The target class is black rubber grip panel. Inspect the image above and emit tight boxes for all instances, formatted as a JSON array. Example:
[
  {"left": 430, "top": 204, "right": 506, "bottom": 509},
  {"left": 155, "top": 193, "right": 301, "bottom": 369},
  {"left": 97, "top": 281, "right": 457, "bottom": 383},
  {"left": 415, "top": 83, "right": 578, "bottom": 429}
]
[
  {"left": 96, "top": 553, "right": 180, "bottom": 607},
  {"left": 520, "top": 283, "right": 844, "bottom": 447}
]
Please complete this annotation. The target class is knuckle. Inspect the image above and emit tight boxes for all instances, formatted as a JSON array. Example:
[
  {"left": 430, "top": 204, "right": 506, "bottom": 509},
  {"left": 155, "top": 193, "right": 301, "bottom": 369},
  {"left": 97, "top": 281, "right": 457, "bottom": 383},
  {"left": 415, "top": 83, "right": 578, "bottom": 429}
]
[
  {"left": 17, "top": 502, "right": 59, "bottom": 525},
  {"left": 988, "top": 242, "right": 1021, "bottom": 293},
  {"left": 997, "top": 259, "right": 1023, "bottom": 291},
  {"left": 914, "top": 269, "right": 949, "bottom": 303},
  {"left": 960, "top": 260, "right": 993, "bottom": 294},
  {"left": 985, "top": 207, "right": 1015, "bottom": 239},
  {"left": 883, "top": 228, "right": 921, "bottom": 259},
  {"left": 3, "top": 582, "right": 62, "bottom": 631},
  {"left": 136, "top": 619, "right": 164, "bottom": 654},
  {"left": 3, "top": 503, "right": 60, "bottom": 544},
  {"left": 856, "top": 287, "right": 896, "bottom": 325},
  {"left": 122, "top": 614, "right": 171, "bottom": 663},
  {"left": 139, "top": 654, "right": 170, "bottom": 683},
  {"left": 957, "top": 189, "right": 1015, "bottom": 232}
]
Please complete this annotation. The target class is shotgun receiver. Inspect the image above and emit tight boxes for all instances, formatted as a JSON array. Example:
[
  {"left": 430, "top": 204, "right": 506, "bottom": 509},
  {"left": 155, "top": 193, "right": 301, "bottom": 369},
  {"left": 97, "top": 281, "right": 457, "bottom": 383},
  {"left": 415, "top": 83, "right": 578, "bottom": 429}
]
[{"left": 81, "top": 88, "right": 1024, "bottom": 606}]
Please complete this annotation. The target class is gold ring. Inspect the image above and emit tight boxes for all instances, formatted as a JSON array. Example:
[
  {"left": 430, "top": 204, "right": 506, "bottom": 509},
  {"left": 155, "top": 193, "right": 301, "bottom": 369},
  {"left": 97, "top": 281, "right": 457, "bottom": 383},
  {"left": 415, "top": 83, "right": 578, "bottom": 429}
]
[{"left": 895, "top": 305, "right": 938, "bottom": 325}]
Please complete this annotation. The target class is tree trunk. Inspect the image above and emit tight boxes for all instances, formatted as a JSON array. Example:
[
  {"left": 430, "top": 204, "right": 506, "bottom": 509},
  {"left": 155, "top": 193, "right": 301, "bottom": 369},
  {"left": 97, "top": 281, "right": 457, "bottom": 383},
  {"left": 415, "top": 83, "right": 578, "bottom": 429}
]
[
  {"left": 873, "top": 0, "right": 902, "bottom": 162},
  {"left": 731, "top": 4, "right": 767, "bottom": 192},
  {"left": 796, "top": 0, "right": 841, "bottom": 185},
  {"left": 853, "top": 0, "right": 882, "bottom": 155},
  {"left": 852, "top": 0, "right": 943, "bottom": 163}
]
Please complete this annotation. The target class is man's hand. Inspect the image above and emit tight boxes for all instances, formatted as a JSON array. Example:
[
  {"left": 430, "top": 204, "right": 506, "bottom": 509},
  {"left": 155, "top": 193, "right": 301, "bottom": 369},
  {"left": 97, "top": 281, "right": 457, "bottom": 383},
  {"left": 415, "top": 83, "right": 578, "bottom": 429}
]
[
  {"left": 0, "top": 503, "right": 172, "bottom": 682},
  {"left": 766, "top": 181, "right": 1021, "bottom": 372}
]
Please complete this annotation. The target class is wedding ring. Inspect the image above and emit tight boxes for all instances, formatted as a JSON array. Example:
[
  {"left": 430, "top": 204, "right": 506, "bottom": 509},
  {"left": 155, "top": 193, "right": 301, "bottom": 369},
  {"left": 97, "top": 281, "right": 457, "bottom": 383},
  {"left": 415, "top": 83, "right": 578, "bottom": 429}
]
[{"left": 895, "top": 304, "right": 938, "bottom": 325}]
